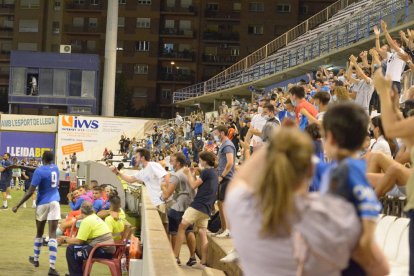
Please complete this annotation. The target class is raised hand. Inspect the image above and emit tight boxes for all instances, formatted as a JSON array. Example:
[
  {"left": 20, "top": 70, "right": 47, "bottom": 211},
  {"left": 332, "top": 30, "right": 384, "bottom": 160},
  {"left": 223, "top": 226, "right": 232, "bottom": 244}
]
[
  {"left": 374, "top": 26, "right": 380, "bottom": 37},
  {"left": 381, "top": 20, "right": 387, "bottom": 33},
  {"left": 373, "top": 69, "right": 392, "bottom": 96}
]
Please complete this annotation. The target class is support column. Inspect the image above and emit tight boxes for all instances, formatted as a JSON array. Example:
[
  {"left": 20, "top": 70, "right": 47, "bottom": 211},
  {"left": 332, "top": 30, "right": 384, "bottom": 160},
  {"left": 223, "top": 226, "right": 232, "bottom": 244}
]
[{"left": 101, "top": 0, "right": 119, "bottom": 117}]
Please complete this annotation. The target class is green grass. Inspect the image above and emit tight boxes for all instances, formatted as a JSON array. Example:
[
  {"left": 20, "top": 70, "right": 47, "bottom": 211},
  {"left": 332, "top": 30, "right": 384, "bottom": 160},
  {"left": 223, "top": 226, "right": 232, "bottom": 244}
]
[{"left": 0, "top": 189, "right": 140, "bottom": 276}]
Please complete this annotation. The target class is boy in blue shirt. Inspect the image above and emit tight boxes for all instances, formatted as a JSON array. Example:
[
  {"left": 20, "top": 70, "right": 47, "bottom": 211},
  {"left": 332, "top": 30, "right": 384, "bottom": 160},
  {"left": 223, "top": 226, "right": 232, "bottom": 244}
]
[
  {"left": 314, "top": 102, "right": 388, "bottom": 275},
  {"left": 12, "top": 151, "right": 61, "bottom": 276}
]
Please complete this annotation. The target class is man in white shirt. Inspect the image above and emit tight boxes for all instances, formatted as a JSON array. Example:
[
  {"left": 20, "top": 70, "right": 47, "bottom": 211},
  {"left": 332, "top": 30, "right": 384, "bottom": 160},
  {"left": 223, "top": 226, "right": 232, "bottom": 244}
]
[
  {"left": 111, "top": 148, "right": 172, "bottom": 233},
  {"left": 175, "top": 112, "right": 183, "bottom": 126},
  {"left": 348, "top": 55, "right": 375, "bottom": 113},
  {"left": 30, "top": 76, "right": 37, "bottom": 95},
  {"left": 245, "top": 99, "right": 267, "bottom": 153},
  {"left": 374, "top": 20, "right": 406, "bottom": 95}
]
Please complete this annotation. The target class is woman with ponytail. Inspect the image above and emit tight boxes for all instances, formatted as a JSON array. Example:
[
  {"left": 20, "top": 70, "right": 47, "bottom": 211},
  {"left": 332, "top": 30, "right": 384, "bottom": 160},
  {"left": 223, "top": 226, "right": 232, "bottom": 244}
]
[
  {"left": 225, "top": 128, "right": 363, "bottom": 276},
  {"left": 370, "top": 116, "right": 396, "bottom": 157}
]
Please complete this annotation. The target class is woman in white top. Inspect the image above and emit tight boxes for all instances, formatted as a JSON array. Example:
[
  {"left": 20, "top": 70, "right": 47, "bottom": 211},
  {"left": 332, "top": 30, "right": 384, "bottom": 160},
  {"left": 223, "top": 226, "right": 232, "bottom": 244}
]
[
  {"left": 370, "top": 116, "right": 395, "bottom": 158},
  {"left": 225, "top": 128, "right": 386, "bottom": 276}
]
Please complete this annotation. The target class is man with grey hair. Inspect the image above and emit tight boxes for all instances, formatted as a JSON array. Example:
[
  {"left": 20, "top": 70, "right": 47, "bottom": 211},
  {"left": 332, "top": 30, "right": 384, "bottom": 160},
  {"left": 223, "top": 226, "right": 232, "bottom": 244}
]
[{"left": 57, "top": 201, "right": 115, "bottom": 276}]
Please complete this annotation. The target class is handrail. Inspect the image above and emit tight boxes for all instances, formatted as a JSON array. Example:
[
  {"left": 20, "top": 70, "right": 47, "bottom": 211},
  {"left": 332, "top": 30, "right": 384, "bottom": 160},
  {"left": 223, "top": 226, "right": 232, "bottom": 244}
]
[
  {"left": 172, "top": 0, "right": 407, "bottom": 104},
  {"left": 208, "top": 0, "right": 360, "bottom": 81}
]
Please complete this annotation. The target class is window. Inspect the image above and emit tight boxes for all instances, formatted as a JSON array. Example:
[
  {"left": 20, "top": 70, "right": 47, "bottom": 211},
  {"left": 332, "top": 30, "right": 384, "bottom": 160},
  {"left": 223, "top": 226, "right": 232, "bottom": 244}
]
[
  {"left": 117, "top": 41, "right": 123, "bottom": 51},
  {"left": 207, "top": 2, "right": 218, "bottom": 10},
  {"left": 162, "top": 89, "right": 172, "bottom": 99},
  {"left": 72, "top": 106, "right": 92, "bottom": 113},
  {"left": 163, "top": 43, "right": 173, "bottom": 52},
  {"left": 74, "top": 0, "right": 84, "bottom": 4},
  {"left": 17, "top": 43, "right": 37, "bottom": 51},
  {"left": 133, "top": 87, "right": 147, "bottom": 98},
  {"left": 135, "top": 41, "right": 149, "bottom": 51},
  {"left": 52, "top": 22, "right": 60, "bottom": 34},
  {"left": 178, "top": 44, "right": 190, "bottom": 52},
  {"left": 276, "top": 4, "right": 290, "bottom": 12},
  {"left": 166, "top": 0, "right": 174, "bottom": 7},
  {"left": 116, "top": 63, "right": 122, "bottom": 73},
  {"left": 179, "top": 20, "right": 191, "bottom": 30},
  {"left": 134, "top": 64, "right": 148, "bottom": 74},
  {"left": 19, "top": 20, "right": 38, "bottom": 32},
  {"left": 54, "top": 0, "right": 61, "bottom": 10},
  {"left": 166, "top": 66, "right": 172, "bottom": 74},
  {"left": 233, "top": 3, "right": 241, "bottom": 11},
  {"left": 177, "top": 67, "right": 189, "bottom": 75},
  {"left": 69, "top": 70, "right": 82, "bottom": 97},
  {"left": 299, "top": 5, "right": 308, "bottom": 14},
  {"left": 118, "top": 17, "right": 125, "bottom": 27},
  {"left": 249, "top": 2, "right": 263, "bottom": 11},
  {"left": 231, "top": 48, "right": 239, "bottom": 56},
  {"left": 81, "top": 71, "right": 95, "bottom": 98},
  {"left": 90, "top": 0, "right": 98, "bottom": 4},
  {"left": 86, "top": 40, "right": 96, "bottom": 51},
  {"left": 73, "top": 17, "right": 84, "bottom": 27},
  {"left": 119, "top": 0, "right": 125, "bottom": 4},
  {"left": 137, "top": 0, "right": 151, "bottom": 5},
  {"left": 71, "top": 40, "right": 82, "bottom": 51},
  {"left": 180, "top": 0, "right": 191, "bottom": 8},
  {"left": 20, "top": 0, "right": 40, "bottom": 9},
  {"left": 89, "top": 18, "right": 98, "bottom": 27},
  {"left": 1, "top": 43, "right": 12, "bottom": 53},
  {"left": 204, "top": 46, "right": 217, "bottom": 55},
  {"left": 165, "top": 20, "right": 174, "bottom": 29},
  {"left": 248, "top": 25, "right": 263, "bottom": 35},
  {"left": 136, "top": 18, "right": 150, "bottom": 28}
]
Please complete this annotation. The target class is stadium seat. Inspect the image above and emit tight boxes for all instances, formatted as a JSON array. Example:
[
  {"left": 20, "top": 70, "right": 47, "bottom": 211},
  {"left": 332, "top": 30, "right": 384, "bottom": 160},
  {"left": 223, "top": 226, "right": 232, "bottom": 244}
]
[
  {"left": 389, "top": 227, "right": 409, "bottom": 276},
  {"left": 382, "top": 218, "right": 409, "bottom": 262},
  {"left": 374, "top": 215, "right": 397, "bottom": 250}
]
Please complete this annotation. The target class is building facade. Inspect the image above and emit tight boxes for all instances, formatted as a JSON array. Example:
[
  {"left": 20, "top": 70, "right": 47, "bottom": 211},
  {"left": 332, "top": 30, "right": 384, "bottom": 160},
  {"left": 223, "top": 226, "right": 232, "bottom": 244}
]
[{"left": 1, "top": 0, "right": 335, "bottom": 117}]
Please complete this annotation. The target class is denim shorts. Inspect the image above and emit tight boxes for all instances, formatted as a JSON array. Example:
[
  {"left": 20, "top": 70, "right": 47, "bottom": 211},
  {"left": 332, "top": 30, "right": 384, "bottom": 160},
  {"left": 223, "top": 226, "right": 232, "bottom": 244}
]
[{"left": 168, "top": 209, "right": 194, "bottom": 235}]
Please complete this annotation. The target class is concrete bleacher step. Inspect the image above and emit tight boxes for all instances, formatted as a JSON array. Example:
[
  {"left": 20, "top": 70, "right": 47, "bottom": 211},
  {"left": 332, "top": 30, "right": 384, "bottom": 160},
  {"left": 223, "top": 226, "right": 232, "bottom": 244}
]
[{"left": 202, "top": 267, "right": 226, "bottom": 276}]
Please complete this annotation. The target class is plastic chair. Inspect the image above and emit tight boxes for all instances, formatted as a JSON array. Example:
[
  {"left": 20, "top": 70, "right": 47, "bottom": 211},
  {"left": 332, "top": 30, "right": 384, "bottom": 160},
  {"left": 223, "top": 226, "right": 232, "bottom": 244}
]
[
  {"left": 66, "top": 218, "right": 83, "bottom": 241},
  {"left": 83, "top": 227, "right": 135, "bottom": 276},
  {"left": 114, "top": 225, "right": 132, "bottom": 245}
]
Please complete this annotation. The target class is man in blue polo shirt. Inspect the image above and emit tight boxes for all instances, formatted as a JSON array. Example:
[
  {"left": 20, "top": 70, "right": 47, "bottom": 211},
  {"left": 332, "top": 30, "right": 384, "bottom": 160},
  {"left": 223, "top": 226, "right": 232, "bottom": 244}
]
[{"left": 0, "top": 153, "right": 12, "bottom": 209}]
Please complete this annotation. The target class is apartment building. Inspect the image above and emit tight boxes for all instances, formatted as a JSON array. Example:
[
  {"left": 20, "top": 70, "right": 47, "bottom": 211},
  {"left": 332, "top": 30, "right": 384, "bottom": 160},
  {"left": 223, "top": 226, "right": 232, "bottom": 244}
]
[{"left": 2, "top": 0, "right": 335, "bottom": 117}]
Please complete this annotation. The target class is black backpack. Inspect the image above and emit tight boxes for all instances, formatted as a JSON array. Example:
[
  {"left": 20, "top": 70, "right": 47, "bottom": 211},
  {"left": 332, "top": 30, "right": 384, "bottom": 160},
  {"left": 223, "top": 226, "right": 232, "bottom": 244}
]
[{"left": 207, "top": 211, "right": 221, "bottom": 233}]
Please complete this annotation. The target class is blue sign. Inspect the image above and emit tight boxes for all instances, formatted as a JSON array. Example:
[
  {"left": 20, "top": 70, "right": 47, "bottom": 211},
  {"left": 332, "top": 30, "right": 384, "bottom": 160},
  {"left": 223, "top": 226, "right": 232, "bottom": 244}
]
[{"left": 0, "top": 132, "right": 56, "bottom": 161}]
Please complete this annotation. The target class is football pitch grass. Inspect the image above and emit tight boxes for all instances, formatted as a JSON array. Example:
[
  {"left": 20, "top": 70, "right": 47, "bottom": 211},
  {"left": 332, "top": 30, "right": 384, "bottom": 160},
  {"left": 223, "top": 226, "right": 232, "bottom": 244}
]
[{"left": 0, "top": 189, "right": 140, "bottom": 276}]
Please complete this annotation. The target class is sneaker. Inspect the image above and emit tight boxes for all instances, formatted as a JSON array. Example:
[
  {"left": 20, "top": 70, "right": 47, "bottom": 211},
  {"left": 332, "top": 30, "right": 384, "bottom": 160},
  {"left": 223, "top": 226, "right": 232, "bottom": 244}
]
[
  {"left": 0, "top": 205, "right": 8, "bottom": 210},
  {"left": 192, "top": 263, "right": 207, "bottom": 270},
  {"left": 29, "top": 256, "right": 39, "bottom": 267},
  {"left": 216, "top": 229, "right": 230, "bottom": 238},
  {"left": 210, "top": 229, "right": 224, "bottom": 237},
  {"left": 48, "top": 267, "right": 59, "bottom": 276},
  {"left": 6, "top": 195, "right": 11, "bottom": 199},
  {"left": 220, "top": 249, "right": 239, "bottom": 263},
  {"left": 186, "top": 257, "right": 197, "bottom": 267},
  {"left": 23, "top": 203, "right": 27, "bottom": 208},
  {"left": 176, "top": 257, "right": 181, "bottom": 266}
]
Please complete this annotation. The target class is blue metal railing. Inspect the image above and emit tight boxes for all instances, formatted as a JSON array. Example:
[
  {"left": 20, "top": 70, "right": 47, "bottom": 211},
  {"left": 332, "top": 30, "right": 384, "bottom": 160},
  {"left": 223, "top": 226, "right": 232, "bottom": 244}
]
[{"left": 173, "top": 0, "right": 411, "bottom": 104}]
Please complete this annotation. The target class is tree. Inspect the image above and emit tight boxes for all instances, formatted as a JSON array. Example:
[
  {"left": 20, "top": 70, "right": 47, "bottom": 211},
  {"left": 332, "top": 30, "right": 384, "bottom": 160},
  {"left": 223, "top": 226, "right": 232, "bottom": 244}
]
[
  {"left": 114, "top": 73, "right": 134, "bottom": 117},
  {"left": 0, "top": 87, "right": 9, "bottom": 113}
]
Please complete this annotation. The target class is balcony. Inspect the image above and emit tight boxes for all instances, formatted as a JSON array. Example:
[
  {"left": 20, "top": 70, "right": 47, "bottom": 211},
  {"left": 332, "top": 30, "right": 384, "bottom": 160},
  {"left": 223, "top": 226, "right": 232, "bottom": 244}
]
[
  {"left": 158, "top": 72, "right": 193, "bottom": 83},
  {"left": 64, "top": 25, "right": 104, "bottom": 35},
  {"left": 161, "top": 5, "right": 196, "bottom": 15},
  {"left": 159, "top": 50, "right": 194, "bottom": 61},
  {"left": 203, "top": 31, "right": 239, "bottom": 42},
  {"left": 159, "top": 27, "right": 195, "bottom": 38},
  {"left": 0, "top": 51, "right": 10, "bottom": 60},
  {"left": 0, "top": 27, "right": 13, "bottom": 37},
  {"left": 202, "top": 54, "right": 239, "bottom": 64},
  {"left": 0, "top": 4, "right": 14, "bottom": 13},
  {"left": 65, "top": 3, "right": 103, "bottom": 12},
  {"left": 204, "top": 10, "right": 240, "bottom": 21}
]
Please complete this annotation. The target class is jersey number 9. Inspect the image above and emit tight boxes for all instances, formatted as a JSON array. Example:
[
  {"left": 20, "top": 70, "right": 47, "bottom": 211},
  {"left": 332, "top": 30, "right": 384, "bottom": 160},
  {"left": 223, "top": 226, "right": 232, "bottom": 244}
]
[{"left": 51, "top": 171, "right": 57, "bottom": 188}]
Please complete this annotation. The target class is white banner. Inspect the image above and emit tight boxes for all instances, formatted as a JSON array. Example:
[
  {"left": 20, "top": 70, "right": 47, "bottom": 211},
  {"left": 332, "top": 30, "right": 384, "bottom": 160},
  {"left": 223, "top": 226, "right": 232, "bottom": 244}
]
[
  {"left": 57, "top": 115, "right": 149, "bottom": 168},
  {"left": 0, "top": 114, "right": 58, "bottom": 132}
]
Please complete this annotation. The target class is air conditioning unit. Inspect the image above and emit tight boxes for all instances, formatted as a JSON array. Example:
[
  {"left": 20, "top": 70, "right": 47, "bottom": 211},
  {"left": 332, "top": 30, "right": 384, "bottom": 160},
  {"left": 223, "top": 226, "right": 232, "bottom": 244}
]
[
  {"left": 220, "top": 43, "right": 228, "bottom": 49},
  {"left": 60, "top": 45, "right": 71, "bottom": 53}
]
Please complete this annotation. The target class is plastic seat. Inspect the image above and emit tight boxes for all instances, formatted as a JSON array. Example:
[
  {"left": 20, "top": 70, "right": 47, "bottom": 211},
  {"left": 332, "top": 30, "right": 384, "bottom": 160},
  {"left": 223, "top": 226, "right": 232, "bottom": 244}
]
[
  {"left": 83, "top": 227, "right": 135, "bottom": 276},
  {"left": 114, "top": 225, "right": 131, "bottom": 245},
  {"left": 389, "top": 227, "right": 410, "bottom": 276},
  {"left": 375, "top": 215, "right": 397, "bottom": 250},
  {"left": 382, "top": 218, "right": 409, "bottom": 262}
]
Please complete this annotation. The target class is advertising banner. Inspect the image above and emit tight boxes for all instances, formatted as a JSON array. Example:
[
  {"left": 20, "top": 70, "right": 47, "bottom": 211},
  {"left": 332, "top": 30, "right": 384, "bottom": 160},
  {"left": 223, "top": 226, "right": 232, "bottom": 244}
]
[
  {"left": 0, "top": 114, "right": 58, "bottom": 133},
  {"left": 0, "top": 131, "right": 56, "bottom": 160},
  {"left": 57, "top": 115, "right": 149, "bottom": 167}
]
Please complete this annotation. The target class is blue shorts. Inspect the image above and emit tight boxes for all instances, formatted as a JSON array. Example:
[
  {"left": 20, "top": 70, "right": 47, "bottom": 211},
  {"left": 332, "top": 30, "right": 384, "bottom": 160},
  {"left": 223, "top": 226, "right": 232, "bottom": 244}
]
[{"left": 168, "top": 209, "right": 193, "bottom": 235}]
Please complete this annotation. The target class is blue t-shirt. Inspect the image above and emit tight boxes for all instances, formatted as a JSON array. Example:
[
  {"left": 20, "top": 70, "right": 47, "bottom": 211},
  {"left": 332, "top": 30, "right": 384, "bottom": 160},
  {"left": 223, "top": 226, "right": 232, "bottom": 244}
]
[
  {"left": 299, "top": 115, "right": 309, "bottom": 131},
  {"left": 313, "top": 140, "right": 324, "bottom": 161},
  {"left": 190, "top": 168, "right": 219, "bottom": 215},
  {"left": 319, "top": 86, "right": 330, "bottom": 92},
  {"left": 313, "top": 158, "right": 382, "bottom": 221},
  {"left": 194, "top": 122, "right": 203, "bottom": 134},
  {"left": 70, "top": 196, "right": 85, "bottom": 211},
  {"left": 182, "top": 148, "right": 189, "bottom": 163},
  {"left": 31, "top": 165, "right": 60, "bottom": 206},
  {"left": 103, "top": 200, "right": 110, "bottom": 210},
  {"left": 93, "top": 198, "right": 104, "bottom": 212},
  {"left": 146, "top": 140, "right": 152, "bottom": 150}
]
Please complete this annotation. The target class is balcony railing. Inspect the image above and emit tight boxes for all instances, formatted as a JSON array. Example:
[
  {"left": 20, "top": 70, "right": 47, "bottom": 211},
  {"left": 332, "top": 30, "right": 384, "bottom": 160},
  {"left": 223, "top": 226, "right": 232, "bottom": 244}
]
[
  {"left": 161, "top": 5, "right": 195, "bottom": 13},
  {"left": 64, "top": 25, "right": 104, "bottom": 34},
  {"left": 159, "top": 73, "right": 193, "bottom": 82},
  {"left": 65, "top": 3, "right": 103, "bottom": 10},
  {"left": 0, "top": 27, "right": 13, "bottom": 36},
  {"left": 0, "top": 4, "right": 14, "bottom": 9},
  {"left": 203, "top": 31, "right": 239, "bottom": 41},
  {"left": 159, "top": 50, "right": 194, "bottom": 60},
  {"left": 202, "top": 54, "right": 239, "bottom": 64},
  {"left": 204, "top": 10, "right": 240, "bottom": 19},
  {"left": 159, "top": 28, "right": 194, "bottom": 37},
  {"left": 0, "top": 52, "right": 11, "bottom": 60}
]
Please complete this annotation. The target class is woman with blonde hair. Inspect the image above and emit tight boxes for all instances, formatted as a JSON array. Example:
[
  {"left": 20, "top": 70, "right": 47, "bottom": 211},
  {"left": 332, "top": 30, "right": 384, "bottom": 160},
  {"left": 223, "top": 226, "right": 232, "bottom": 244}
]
[
  {"left": 226, "top": 128, "right": 366, "bottom": 276},
  {"left": 332, "top": 86, "right": 350, "bottom": 103}
]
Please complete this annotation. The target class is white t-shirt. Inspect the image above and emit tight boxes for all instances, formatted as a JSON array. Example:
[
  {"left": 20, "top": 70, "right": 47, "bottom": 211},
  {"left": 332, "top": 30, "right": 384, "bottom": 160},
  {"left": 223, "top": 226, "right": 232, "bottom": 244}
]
[
  {"left": 250, "top": 114, "right": 267, "bottom": 146},
  {"left": 62, "top": 160, "right": 67, "bottom": 170},
  {"left": 32, "top": 77, "right": 37, "bottom": 86},
  {"left": 386, "top": 50, "right": 406, "bottom": 82},
  {"left": 371, "top": 135, "right": 392, "bottom": 157},
  {"left": 176, "top": 115, "right": 183, "bottom": 125},
  {"left": 316, "top": 111, "right": 326, "bottom": 121},
  {"left": 134, "top": 162, "right": 172, "bottom": 206},
  {"left": 185, "top": 122, "right": 191, "bottom": 133},
  {"left": 165, "top": 156, "right": 171, "bottom": 167}
]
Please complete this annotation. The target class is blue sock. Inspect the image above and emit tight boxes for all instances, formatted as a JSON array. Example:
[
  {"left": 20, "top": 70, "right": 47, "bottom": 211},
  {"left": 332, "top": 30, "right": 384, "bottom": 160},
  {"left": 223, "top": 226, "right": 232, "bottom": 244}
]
[
  {"left": 34, "top": 237, "right": 43, "bottom": 261},
  {"left": 49, "top": 239, "right": 57, "bottom": 269}
]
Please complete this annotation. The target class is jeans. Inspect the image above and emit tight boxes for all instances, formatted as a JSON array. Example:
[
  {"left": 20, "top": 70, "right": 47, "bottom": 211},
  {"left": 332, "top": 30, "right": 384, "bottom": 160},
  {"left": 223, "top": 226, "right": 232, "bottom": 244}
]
[
  {"left": 66, "top": 244, "right": 113, "bottom": 276},
  {"left": 407, "top": 209, "right": 414, "bottom": 275},
  {"left": 393, "top": 81, "right": 401, "bottom": 95}
]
